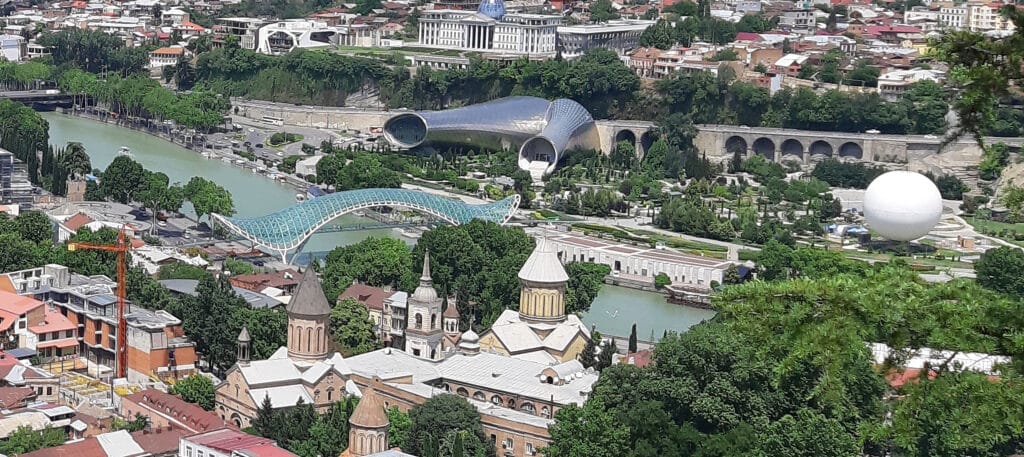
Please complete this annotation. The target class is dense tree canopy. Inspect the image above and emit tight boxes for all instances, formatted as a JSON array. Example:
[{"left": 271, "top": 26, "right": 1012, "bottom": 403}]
[{"left": 407, "top": 394, "right": 494, "bottom": 457}]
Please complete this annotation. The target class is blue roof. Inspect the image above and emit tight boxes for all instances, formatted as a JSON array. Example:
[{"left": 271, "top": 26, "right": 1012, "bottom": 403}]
[
  {"left": 308, "top": 185, "right": 327, "bottom": 198},
  {"left": 213, "top": 188, "right": 520, "bottom": 259},
  {"left": 6, "top": 348, "right": 37, "bottom": 359},
  {"left": 477, "top": 0, "right": 506, "bottom": 19}
]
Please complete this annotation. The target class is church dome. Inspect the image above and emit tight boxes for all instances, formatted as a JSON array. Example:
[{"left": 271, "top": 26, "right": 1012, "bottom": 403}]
[
  {"left": 477, "top": 0, "right": 505, "bottom": 19},
  {"left": 458, "top": 329, "right": 480, "bottom": 354},
  {"left": 410, "top": 250, "right": 439, "bottom": 304},
  {"left": 518, "top": 237, "right": 569, "bottom": 284}
]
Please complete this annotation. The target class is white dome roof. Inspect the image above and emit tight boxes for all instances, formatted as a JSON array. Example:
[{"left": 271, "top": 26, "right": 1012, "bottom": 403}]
[
  {"left": 864, "top": 171, "right": 943, "bottom": 241},
  {"left": 518, "top": 237, "right": 569, "bottom": 283}
]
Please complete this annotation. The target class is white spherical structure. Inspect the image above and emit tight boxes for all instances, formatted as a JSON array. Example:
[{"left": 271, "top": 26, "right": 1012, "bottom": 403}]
[{"left": 863, "top": 171, "right": 943, "bottom": 241}]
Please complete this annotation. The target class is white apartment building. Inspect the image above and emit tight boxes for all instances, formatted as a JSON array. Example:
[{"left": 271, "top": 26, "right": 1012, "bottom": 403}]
[
  {"left": 213, "top": 17, "right": 267, "bottom": 50},
  {"left": 556, "top": 19, "right": 654, "bottom": 59},
  {"left": 418, "top": 10, "right": 562, "bottom": 56},
  {"left": 0, "top": 34, "right": 24, "bottom": 62},
  {"left": 968, "top": 2, "right": 1016, "bottom": 32},
  {"left": 779, "top": 9, "right": 816, "bottom": 34},
  {"left": 256, "top": 20, "right": 341, "bottom": 55},
  {"left": 877, "top": 68, "right": 945, "bottom": 101},
  {"left": 939, "top": 5, "right": 968, "bottom": 29}
]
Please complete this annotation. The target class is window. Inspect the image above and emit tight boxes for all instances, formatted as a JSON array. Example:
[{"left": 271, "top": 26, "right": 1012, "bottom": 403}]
[
  {"left": 526, "top": 443, "right": 535, "bottom": 455},
  {"left": 503, "top": 438, "right": 514, "bottom": 450},
  {"left": 491, "top": 395, "right": 501, "bottom": 405},
  {"left": 197, "top": 450, "right": 204, "bottom": 457},
  {"left": 46, "top": 387, "right": 51, "bottom": 396},
  {"left": 186, "top": 446, "right": 193, "bottom": 457},
  {"left": 473, "top": 391, "right": 485, "bottom": 401}
]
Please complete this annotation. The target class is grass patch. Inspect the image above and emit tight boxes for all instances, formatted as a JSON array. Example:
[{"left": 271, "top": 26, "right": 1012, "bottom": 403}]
[
  {"left": 267, "top": 132, "right": 303, "bottom": 147},
  {"left": 965, "top": 216, "right": 1024, "bottom": 246},
  {"left": 625, "top": 228, "right": 729, "bottom": 253}
]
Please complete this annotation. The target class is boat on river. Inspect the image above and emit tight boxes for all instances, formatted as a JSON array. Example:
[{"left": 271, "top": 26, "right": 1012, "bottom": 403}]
[{"left": 117, "top": 146, "right": 132, "bottom": 157}]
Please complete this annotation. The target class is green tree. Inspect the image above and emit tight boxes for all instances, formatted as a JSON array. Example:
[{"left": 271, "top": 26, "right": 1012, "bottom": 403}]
[
  {"left": 0, "top": 426, "right": 66, "bottom": 455},
  {"left": 595, "top": 340, "right": 616, "bottom": 370},
  {"left": 564, "top": 262, "right": 610, "bottom": 315},
  {"left": 15, "top": 211, "right": 53, "bottom": 244},
  {"left": 184, "top": 176, "right": 235, "bottom": 222},
  {"left": 589, "top": 0, "right": 619, "bottom": 22},
  {"left": 891, "top": 371, "right": 1024, "bottom": 457},
  {"left": 407, "top": 395, "right": 494, "bottom": 457},
  {"left": 653, "top": 272, "right": 671, "bottom": 288},
  {"left": 101, "top": 155, "right": 146, "bottom": 204},
  {"left": 321, "top": 237, "right": 414, "bottom": 300},
  {"left": 627, "top": 323, "right": 637, "bottom": 353},
  {"left": 138, "top": 172, "right": 185, "bottom": 233},
  {"left": 638, "top": 20, "right": 675, "bottom": 49},
  {"left": 157, "top": 263, "right": 208, "bottom": 280},
  {"left": 330, "top": 297, "right": 379, "bottom": 357},
  {"left": 388, "top": 407, "right": 412, "bottom": 449},
  {"left": 171, "top": 374, "right": 216, "bottom": 410},
  {"left": 975, "top": 247, "right": 1024, "bottom": 297},
  {"left": 112, "top": 413, "right": 150, "bottom": 432},
  {"left": 544, "top": 399, "right": 629, "bottom": 457}
]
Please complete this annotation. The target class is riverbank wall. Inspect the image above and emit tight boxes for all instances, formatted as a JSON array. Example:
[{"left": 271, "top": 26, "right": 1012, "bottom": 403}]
[{"left": 232, "top": 99, "right": 391, "bottom": 132}]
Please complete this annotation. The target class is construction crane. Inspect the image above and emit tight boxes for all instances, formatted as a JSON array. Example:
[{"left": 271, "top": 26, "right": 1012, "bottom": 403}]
[{"left": 68, "top": 226, "right": 129, "bottom": 379}]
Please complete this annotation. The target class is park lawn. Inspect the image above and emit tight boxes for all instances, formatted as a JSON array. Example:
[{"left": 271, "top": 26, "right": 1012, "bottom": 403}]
[{"left": 965, "top": 216, "right": 1024, "bottom": 247}]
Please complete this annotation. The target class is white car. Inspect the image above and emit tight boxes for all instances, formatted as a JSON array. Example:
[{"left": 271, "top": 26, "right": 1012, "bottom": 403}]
[{"left": 157, "top": 221, "right": 167, "bottom": 227}]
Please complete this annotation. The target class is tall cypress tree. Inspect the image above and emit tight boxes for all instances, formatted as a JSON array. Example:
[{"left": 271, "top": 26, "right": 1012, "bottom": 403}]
[{"left": 628, "top": 323, "right": 638, "bottom": 354}]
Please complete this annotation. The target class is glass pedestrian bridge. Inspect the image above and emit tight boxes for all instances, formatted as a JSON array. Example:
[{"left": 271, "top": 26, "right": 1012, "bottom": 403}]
[{"left": 212, "top": 188, "right": 520, "bottom": 263}]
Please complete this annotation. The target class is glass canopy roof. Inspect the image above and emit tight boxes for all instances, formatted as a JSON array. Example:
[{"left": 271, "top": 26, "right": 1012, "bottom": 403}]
[{"left": 212, "top": 188, "right": 521, "bottom": 262}]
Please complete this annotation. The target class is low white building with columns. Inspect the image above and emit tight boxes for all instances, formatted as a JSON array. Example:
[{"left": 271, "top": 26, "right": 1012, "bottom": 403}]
[
  {"left": 418, "top": 9, "right": 561, "bottom": 56},
  {"left": 529, "top": 227, "right": 733, "bottom": 288}
]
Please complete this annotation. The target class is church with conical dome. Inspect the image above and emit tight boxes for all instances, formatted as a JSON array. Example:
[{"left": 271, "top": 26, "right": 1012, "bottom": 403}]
[
  {"left": 215, "top": 268, "right": 359, "bottom": 428},
  {"left": 477, "top": 237, "right": 592, "bottom": 364}
]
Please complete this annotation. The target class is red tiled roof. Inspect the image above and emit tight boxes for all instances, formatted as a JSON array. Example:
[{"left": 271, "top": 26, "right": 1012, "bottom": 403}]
[
  {"left": 624, "top": 349, "right": 653, "bottom": 367},
  {"left": 0, "top": 290, "right": 44, "bottom": 316},
  {"left": 339, "top": 283, "right": 391, "bottom": 311},
  {"left": 235, "top": 444, "right": 301, "bottom": 457},
  {"left": 21, "top": 437, "right": 105, "bottom": 457},
  {"left": 63, "top": 212, "right": 94, "bottom": 232},
  {"left": 151, "top": 47, "right": 185, "bottom": 55},
  {"left": 177, "top": 21, "right": 205, "bottom": 31},
  {"left": 131, "top": 427, "right": 189, "bottom": 455},
  {"left": 231, "top": 269, "right": 300, "bottom": 292},
  {"left": 0, "top": 277, "right": 15, "bottom": 294},
  {"left": 36, "top": 338, "right": 78, "bottom": 349},
  {"left": 123, "top": 389, "right": 231, "bottom": 434},
  {"left": 187, "top": 428, "right": 279, "bottom": 452},
  {"left": 734, "top": 32, "right": 762, "bottom": 42},
  {"left": 0, "top": 387, "right": 35, "bottom": 409},
  {"left": 29, "top": 308, "right": 76, "bottom": 334}
]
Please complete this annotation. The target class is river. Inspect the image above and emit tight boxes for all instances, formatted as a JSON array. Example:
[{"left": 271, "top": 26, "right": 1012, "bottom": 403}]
[
  {"left": 42, "top": 112, "right": 399, "bottom": 259},
  {"left": 42, "top": 113, "right": 717, "bottom": 339},
  {"left": 581, "top": 285, "right": 715, "bottom": 341}
]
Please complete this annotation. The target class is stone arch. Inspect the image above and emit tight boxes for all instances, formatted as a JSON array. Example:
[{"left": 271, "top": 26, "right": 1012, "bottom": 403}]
[
  {"left": 473, "top": 391, "right": 486, "bottom": 401},
  {"left": 614, "top": 129, "right": 637, "bottom": 146},
  {"left": 520, "top": 402, "right": 536, "bottom": 414},
  {"left": 491, "top": 395, "right": 502, "bottom": 404},
  {"left": 639, "top": 131, "right": 654, "bottom": 155},
  {"left": 507, "top": 398, "right": 516, "bottom": 409},
  {"left": 838, "top": 142, "right": 863, "bottom": 160},
  {"left": 456, "top": 387, "right": 469, "bottom": 396},
  {"left": 752, "top": 138, "right": 775, "bottom": 161},
  {"left": 316, "top": 327, "right": 323, "bottom": 352},
  {"left": 295, "top": 326, "right": 303, "bottom": 351},
  {"left": 430, "top": 314, "right": 437, "bottom": 330},
  {"left": 780, "top": 138, "right": 804, "bottom": 157},
  {"left": 725, "top": 136, "right": 748, "bottom": 155},
  {"left": 414, "top": 313, "right": 423, "bottom": 329},
  {"left": 230, "top": 413, "right": 242, "bottom": 427},
  {"left": 809, "top": 140, "right": 833, "bottom": 157},
  {"left": 306, "top": 328, "right": 312, "bottom": 352}
]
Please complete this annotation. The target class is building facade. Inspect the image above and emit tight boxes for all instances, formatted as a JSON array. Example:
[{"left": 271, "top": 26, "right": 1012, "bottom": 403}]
[
  {"left": 418, "top": 0, "right": 561, "bottom": 56},
  {"left": 212, "top": 17, "right": 266, "bottom": 50},
  {"left": 256, "top": 20, "right": 341, "bottom": 55},
  {"left": 215, "top": 268, "right": 357, "bottom": 428},
  {"left": 0, "top": 149, "right": 33, "bottom": 207},
  {"left": 555, "top": 20, "right": 653, "bottom": 59},
  {"left": 477, "top": 237, "right": 591, "bottom": 364},
  {"left": 3, "top": 264, "right": 199, "bottom": 382}
]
